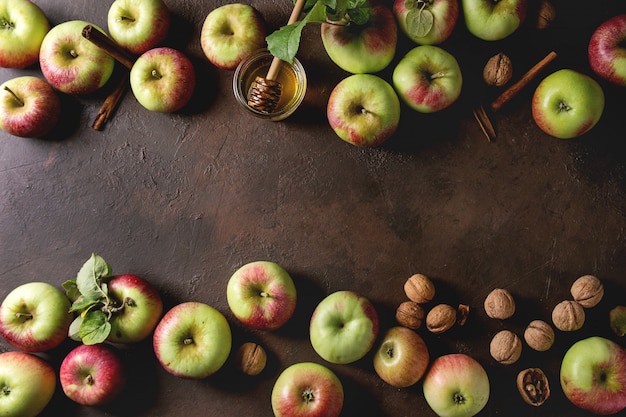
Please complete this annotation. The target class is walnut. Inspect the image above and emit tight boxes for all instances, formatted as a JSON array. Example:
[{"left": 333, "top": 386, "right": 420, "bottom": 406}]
[
  {"left": 404, "top": 273, "right": 435, "bottom": 304},
  {"left": 524, "top": 320, "right": 555, "bottom": 351},
  {"left": 484, "top": 288, "right": 516, "bottom": 319},
  {"left": 536, "top": 0, "right": 556, "bottom": 29},
  {"left": 426, "top": 304, "right": 456, "bottom": 334},
  {"left": 609, "top": 305, "right": 626, "bottom": 337},
  {"left": 570, "top": 275, "right": 604, "bottom": 308},
  {"left": 517, "top": 368, "right": 550, "bottom": 406},
  {"left": 396, "top": 301, "right": 425, "bottom": 330},
  {"left": 483, "top": 53, "right": 513, "bottom": 87},
  {"left": 235, "top": 342, "right": 267, "bottom": 376},
  {"left": 552, "top": 300, "right": 585, "bottom": 331},
  {"left": 457, "top": 304, "right": 470, "bottom": 326},
  {"left": 490, "top": 329, "right": 522, "bottom": 365}
]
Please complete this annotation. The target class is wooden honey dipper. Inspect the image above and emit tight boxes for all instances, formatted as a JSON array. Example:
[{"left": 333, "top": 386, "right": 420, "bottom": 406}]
[{"left": 247, "top": 0, "right": 307, "bottom": 113}]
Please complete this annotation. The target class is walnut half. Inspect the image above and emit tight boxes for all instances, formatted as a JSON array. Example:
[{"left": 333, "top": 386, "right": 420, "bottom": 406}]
[{"left": 517, "top": 368, "right": 550, "bottom": 406}]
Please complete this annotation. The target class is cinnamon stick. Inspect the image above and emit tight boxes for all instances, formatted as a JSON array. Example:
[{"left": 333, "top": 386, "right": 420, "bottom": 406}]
[
  {"left": 92, "top": 75, "right": 129, "bottom": 131},
  {"left": 473, "top": 104, "right": 496, "bottom": 142},
  {"left": 490, "top": 51, "right": 557, "bottom": 112},
  {"left": 82, "top": 25, "right": 136, "bottom": 70}
]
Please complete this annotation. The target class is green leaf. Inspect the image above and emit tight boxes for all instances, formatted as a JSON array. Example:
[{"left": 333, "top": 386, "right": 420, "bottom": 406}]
[
  {"left": 347, "top": 6, "right": 370, "bottom": 25},
  {"left": 68, "top": 316, "right": 83, "bottom": 341},
  {"left": 68, "top": 295, "right": 100, "bottom": 313},
  {"left": 406, "top": 7, "right": 434, "bottom": 38},
  {"left": 79, "top": 310, "right": 111, "bottom": 345},
  {"left": 76, "top": 253, "right": 111, "bottom": 302},
  {"left": 404, "top": 0, "right": 419, "bottom": 10},
  {"left": 268, "top": 1, "right": 326, "bottom": 63},
  {"left": 62, "top": 279, "right": 81, "bottom": 303}
]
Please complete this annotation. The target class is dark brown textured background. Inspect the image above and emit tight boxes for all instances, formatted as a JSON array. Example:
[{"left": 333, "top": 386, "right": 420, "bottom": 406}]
[{"left": 0, "top": 0, "right": 624, "bottom": 416}]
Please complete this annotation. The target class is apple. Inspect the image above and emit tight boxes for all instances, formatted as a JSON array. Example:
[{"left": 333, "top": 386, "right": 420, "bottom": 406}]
[
  {"left": 104, "top": 274, "right": 163, "bottom": 343},
  {"left": 560, "top": 336, "right": 626, "bottom": 415},
  {"left": 60, "top": 343, "right": 126, "bottom": 406},
  {"left": 153, "top": 301, "right": 232, "bottom": 379},
  {"left": 392, "top": 44, "right": 463, "bottom": 113},
  {"left": 321, "top": 3, "right": 397, "bottom": 74},
  {"left": 422, "top": 353, "right": 490, "bottom": 417},
  {"left": 588, "top": 14, "right": 626, "bottom": 87},
  {"left": 461, "top": 0, "right": 527, "bottom": 41},
  {"left": 0, "top": 351, "right": 56, "bottom": 417},
  {"left": 373, "top": 326, "right": 430, "bottom": 388},
  {"left": 39, "top": 20, "right": 115, "bottom": 95},
  {"left": 393, "top": 0, "right": 459, "bottom": 45},
  {"left": 0, "top": 0, "right": 50, "bottom": 68},
  {"left": 200, "top": 3, "right": 267, "bottom": 71},
  {"left": 130, "top": 46, "right": 196, "bottom": 112},
  {"left": 107, "top": 0, "right": 170, "bottom": 55},
  {"left": 531, "top": 68, "right": 605, "bottom": 139},
  {"left": 0, "top": 76, "right": 60, "bottom": 138},
  {"left": 309, "top": 290, "right": 379, "bottom": 364},
  {"left": 327, "top": 73, "right": 400, "bottom": 147},
  {"left": 271, "top": 362, "right": 344, "bottom": 417},
  {"left": 0, "top": 281, "right": 72, "bottom": 352},
  {"left": 226, "top": 260, "right": 297, "bottom": 331}
]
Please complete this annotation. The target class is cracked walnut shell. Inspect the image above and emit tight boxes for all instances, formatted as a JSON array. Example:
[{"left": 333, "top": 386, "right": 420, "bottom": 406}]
[
  {"left": 490, "top": 329, "right": 522, "bottom": 364},
  {"left": 570, "top": 275, "right": 604, "bottom": 308},
  {"left": 517, "top": 368, "right": 550, "bottom": 406},
  {"left": 484, "top": 288, "right": 516, "bottom": 319},
  {"left": 404, "top": 273, "right": 435, "bottom": 304},
  {"left": 483, "top": 53, "right": 513, "bottom": 87},
  {"left": 396, "top": 301, "right": 425, "bottom": 330},
  {"left": 552, "top": 300, "right": 585, "bottom": 331},
  {"left": 235, "top": 342, "right": 267, "bottom": 376}
]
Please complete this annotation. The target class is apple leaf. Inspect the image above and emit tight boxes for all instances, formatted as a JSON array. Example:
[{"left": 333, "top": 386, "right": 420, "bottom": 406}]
[
  {"left": 62, "top": 279, "right": 81, "bottom": 302},
  {"left": 75, "top": 253, "right": 111, "bottom": 302},
  {"left": 406, "top": 7, "right": 434, "bottom": 38},
  {"left": 79, "top": 310, "right": 111, "bottom": 345}
]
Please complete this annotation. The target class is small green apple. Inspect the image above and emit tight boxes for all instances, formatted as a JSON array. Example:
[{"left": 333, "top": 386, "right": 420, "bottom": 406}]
[
  {"left": 461, "top": 0, "right": 527, "bottom": 41},
  {"left": 0, "top": 0, "right": 50, "bottom": 68}
]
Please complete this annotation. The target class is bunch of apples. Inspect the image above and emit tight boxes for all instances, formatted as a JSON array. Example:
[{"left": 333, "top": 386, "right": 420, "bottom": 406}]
[
  {"left": 0, "top": 0, "right": 197, "bottom": 139},
  {"left": 312, "top": 0, "right": 626, "bottom": 146}
]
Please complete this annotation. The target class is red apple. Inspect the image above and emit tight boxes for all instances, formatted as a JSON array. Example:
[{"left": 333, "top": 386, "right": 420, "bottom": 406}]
[
  {"left": 588, "top": 14, "right": 626, "bottom": 87},
  {"left": 0, "top": 76, "right": 60, "bottom": 138},
  {"left": 271, "top": 362, "right": 344, "bottom": 417},
  {"left": 226, "top": 260, "right": 297, "bottom": 331},
  {"left": 393, "top": 0, "right": 459, "bottom": 45},
  {"left": 60, "top": 343, "right": 126, "bottom": 406},
  {"left": 560, "top": 336, "right": 626, "bottom": 415},
  {"left": 373, "top": 326, "right": 430, "bottom": 388},
  {"left": 321, "top": 3, "right": 397, "bottom": 74}
]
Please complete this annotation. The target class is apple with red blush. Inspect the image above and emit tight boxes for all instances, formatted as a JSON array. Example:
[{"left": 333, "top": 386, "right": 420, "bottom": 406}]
[{"left": 588, "top": 14, "right": 626, "bottom": 86}]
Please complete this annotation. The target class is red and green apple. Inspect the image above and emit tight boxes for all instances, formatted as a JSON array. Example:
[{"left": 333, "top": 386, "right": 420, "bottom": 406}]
[
  {"left": 461, "top": 0, "right": 527, "bottom": 41},
  {"left": 108, "top": 0, "right": 171, "bottom": 55},
  {"left": 393, "top": 0, "right": 459, "bottom": 45},
  {"left": 373, "top": 326, "right": 430, "bottom": 388},
  {"left": 588, "top": 14, "right": 626, "bottom": 87},
  {"left": 0, "top": 0, "right": 50, "bottom": 68}
]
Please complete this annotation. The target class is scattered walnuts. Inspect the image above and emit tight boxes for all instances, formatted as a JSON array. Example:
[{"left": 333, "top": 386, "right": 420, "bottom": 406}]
[
  {"left": 517, "top": 368, "right": 550, "bottom": 406},
  {"left": 426, "top": 304, "right": 457, "bottom": 334},
  {"left": 484, "top": 288, "right": 516, "bottom": 319},
  {"left": 235, "top": 342, "right": 267, "bottom": 376},
  {"left": 552, "top": 300, "right": 585, "bottom": 331},
  {"left": 524, "top": 320, "right": 555, "bottom": 351},
  {"left": 490, "top": 329, "right": 522, "bottom": 364},
  {"left": 483, "top": 53, "right": 513, "bottom": 87},
  {"left": 570, "top": 275, "right": 604, "bottom": 308},
  {"left": 396, "top": 301, "right": 425, "bottom": 330},
  {"left": 404, "top": 274, "right": 435, "bottom": 304}
]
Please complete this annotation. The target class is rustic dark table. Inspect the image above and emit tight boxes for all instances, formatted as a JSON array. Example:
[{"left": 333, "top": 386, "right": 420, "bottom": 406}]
[{"left": 1, "top": 1, "right": 624, "bottom": 416}]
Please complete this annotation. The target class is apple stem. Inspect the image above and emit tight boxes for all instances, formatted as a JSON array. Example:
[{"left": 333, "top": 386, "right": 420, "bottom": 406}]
[
  {"left": 70, "top": 49, "right": 79, "bottom": 59},
  {"left": 14, "top": 312, "right": 33, "bottom": 320},
  {"left": 184, "top": 337, "right": 194, "bottom": 345},
  {"left": 260, "top": 291, "right": 270, "bottom": 298},
  {"left": 559, "top": 101, "right": 572, "bottom": 112},
  {"left": 151, "top": 69, "right": 163, "bottom": 80},
  {"left": 301, "top": 388, "right": 315, "bottom": 404},
  {"left": 116, "top": 16, "right": 136, "bottom": 23},
  {"left": 3, "top": 86, "right": 24, "bottom": 107},
  {"left": 430, "top": 71, "right": 447, "bottom": 80},
  {"left": 84, "top": 374, "right": 95, "bottom": 386}
]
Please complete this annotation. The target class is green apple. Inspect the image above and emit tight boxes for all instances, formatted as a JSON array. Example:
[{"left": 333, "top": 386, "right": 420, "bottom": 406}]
[
  {"left": 321, "top": 3, "right": 397, "bottom": 74},
  {"left": 226, "top": 260, "right": 297, "bottom": 331},
  {"left": 393, "top": 45, "right": 463, "bottom": 113},
  {"left": 560, "top": 336, "right": 626, "bottom": 415},
  {"left": 130, "top": 46, "right": 196, "bottom": 112},
  {"left": 327, "top": 73, "right": 400, "bottom": 147},
  {"left": 0, "top": 281, "right": 72, "bottom": 352},
  {"left": 108, "top": 0, "right": 170, "bottom": 55},
  {"left": 271, "top": 362, "right": 344, "bottom": 417},
  {"left": 152, "top": 301, "right": 232, "bottom": 379},
  {"left": 39, "top": 20, "right": 115, "bottom": 95},
  {"left": 393, "top": 0, "right": 459, "bottom": 45},
  {"left": 0, "top": 0, "right": 50, "bottom": 68},
  {"left": 0, "top": 351, "right": 56, "bottom": 417},
  {"left": 423, "top": 353, "right": 490, "bottom": 417},
  {"left": 309, "top": 290, "right": 379, "bottom": 364},
  {"left": 200, "top": 3, "right": 267, "bottom": 70},
  {"left": 0, "top": 76, "right": 61, "bottom": 138},
  {"left": 461, "top": 0, "right": 527, "bottom": 41},
  {"left": 373, "top": 326, "right": 430, "bottom": 388},
  {"left": 531, "top": 69, "right": 605, "bottom": 139}
]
